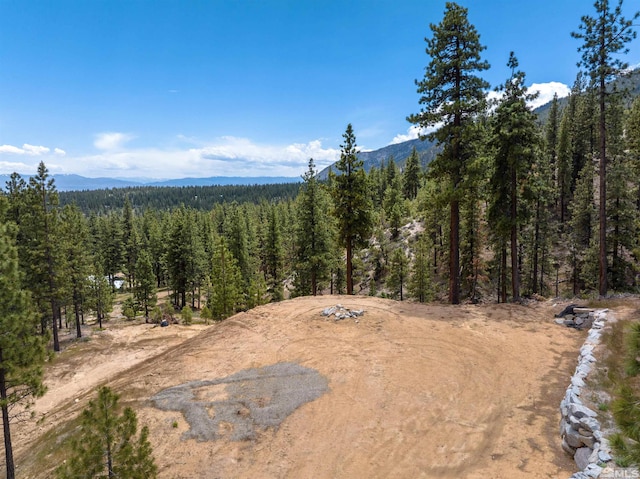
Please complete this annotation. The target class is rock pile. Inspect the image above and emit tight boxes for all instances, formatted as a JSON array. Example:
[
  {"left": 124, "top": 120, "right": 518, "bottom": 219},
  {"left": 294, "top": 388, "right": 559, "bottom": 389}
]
[
  {"left": 555, "top": 305, "right": 596, "bottom": 330},
  {"left": 321, "top": 305, "right": 365, "bottom": 321},
  {"left": 559, "top": 309, "right": 613, "bottom": 479}
]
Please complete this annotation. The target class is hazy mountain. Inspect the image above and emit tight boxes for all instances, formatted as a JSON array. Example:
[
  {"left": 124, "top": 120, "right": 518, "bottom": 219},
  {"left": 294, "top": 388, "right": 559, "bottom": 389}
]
[{"left": 0, "top": 174, "right": 300, "bottom": 192}]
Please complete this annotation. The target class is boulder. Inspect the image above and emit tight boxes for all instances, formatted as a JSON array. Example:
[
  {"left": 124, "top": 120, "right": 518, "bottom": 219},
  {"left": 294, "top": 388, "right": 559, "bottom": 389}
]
[
  {"left": 570, "top": 403, "right": 597, "bottom": 419},
  {"left": 574, "top": 447, "right": 593, "bottom": 470}
]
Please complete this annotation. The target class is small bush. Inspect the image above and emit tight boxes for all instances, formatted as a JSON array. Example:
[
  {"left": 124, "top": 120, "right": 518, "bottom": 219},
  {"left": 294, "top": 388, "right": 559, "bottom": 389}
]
[{"left": 181, "top": 306, "right": 193, "bottom": 325}]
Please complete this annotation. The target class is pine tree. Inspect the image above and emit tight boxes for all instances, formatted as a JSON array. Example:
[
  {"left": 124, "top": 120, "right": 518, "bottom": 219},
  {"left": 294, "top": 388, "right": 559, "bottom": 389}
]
[
  {"left": 409, "top": 235, "right": 433, "bottom": 303},
  {"left": 627, "top": 97, "right": 640, "bottom": 209},
  {"left": 121, "top": 197, "right": 138, "bottom": 290},
  {"left": 56, "top": 386, "right": 157, "bottom": 479},
  {"left": 293, "top": 159, "right": 334, "bottom": 296},
  {"left": 569, "top": 161, "right": 597, "bottom": 294},
  {"left": 0, "top": 197, "right": 47, "bottom": 479},
  {"left": 488, "top": 52, "right": 539, "bottom": 301},
  {"left": 402, "top": 147, "right": 421, "bottom": 200},
  {"left": 209, "top": 236, "right": 242, "bottom": 320},
  {"left": 407, "top": 1, "right": 490, "bottom": 304},
  {"left": 387, "top": 248, "right": 409, "bottom": 300},
  {"left": 23, "top": 162, "right": 65, "bottom": 351},
  {"left": 330, "top": 124, "right": 373, "bottom": 294},
  {"left": 556, "top": 106, "right": 573, "bottom": 224},
  {"left": 86, "top": 260, "right": 114, "bottom": 329},
  {"left": 264, "top": 207, "right": 283, "bottom": 301},
  {"left": 60, "top": 204, "right": 92, "bottom": 339},
  {"left": 383, "top": 174, "right": 405, "bottom": 239},
  {"left": 572, "top": 0, "right": 639, "bottom": 296},
  {"left": 134, "top": 249, "right": 157, "bottom": 319}
]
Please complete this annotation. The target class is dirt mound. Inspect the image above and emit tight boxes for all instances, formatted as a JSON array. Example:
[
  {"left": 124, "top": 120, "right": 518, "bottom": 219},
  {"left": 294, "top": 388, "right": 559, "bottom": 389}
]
[{"left": 16, "top": 296, "right": 583, "bottom": 478}]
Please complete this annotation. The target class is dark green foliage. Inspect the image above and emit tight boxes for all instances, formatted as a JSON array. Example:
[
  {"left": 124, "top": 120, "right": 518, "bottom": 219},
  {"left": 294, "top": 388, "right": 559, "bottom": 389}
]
[
  {"left": 60, "top": 204, "right": 93, "bottom": 338},
  {"left": 383, "top": 174, "right": 405, "bottom": 239},
  {"left": 569, "top": 162, "right": 597, "bottom": 294},
  {"left": 408, "top": 1, "right": 489, "bottom": 304},
  {"left": 134, "top": 249, "right": 157, "bottom": 319},
  {"left": 264, "top": 207, "right": 283, "bottom": 301},
  {"left": 56, "top": 386, "right": 157, "bottom": 479},
  {"left": 59, "top": 183, "right": 302, "bottom": 214},
  {"left": 86, "top": 260, "right": 114, "bottom": 329},
  {"left": 209, "top": 236, "right": 242, "bottom": 320},
  {"left": 0, "top": 197, "right": 47, "bottom": 479},
  {"left": 330, "top": 124, "right": 373, "bottom": 295},
  {"left": 610, "top": 384, "right": 640, "bottom": 466},
  {"left": 402, "top": 147, "right": 421, "bottom": 200},
  {"left": 22, "top": 162, "right": 65, "bottom": 351},
  {"left": 293, "top": 159, "right": 334, "bottom": 296},
  {"left": 488, "top": 52, "right": 540, "bottom": 301},
  {"left": 181, "top": 305, "right": 193, "bottom": 325},
  {"left": 572, "top": 0, "right": 639, "bottom": 296},
  {"left": 409, "top": 235, "right": 433, "bottom": 303},
  {"left": 387, "top": 248, "right": 409, "bottom": 300}
]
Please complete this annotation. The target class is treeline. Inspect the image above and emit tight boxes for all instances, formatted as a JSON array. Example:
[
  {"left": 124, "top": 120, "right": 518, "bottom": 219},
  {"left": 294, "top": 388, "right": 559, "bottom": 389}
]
[
  {"left": 58, "top": 182, "right": 302, "bottom": 214},
  {"left": 2, "top": 0, "right": 640, "bottom": 359}
]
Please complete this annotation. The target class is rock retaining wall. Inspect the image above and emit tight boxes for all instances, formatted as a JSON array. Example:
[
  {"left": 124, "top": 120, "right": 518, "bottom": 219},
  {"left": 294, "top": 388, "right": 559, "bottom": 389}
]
[{"left": 559, "top": 309, "right": 613, "bottom": 479}]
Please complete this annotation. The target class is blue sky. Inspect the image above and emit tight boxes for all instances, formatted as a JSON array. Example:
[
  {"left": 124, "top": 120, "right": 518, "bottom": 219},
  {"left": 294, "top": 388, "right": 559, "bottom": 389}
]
[{"left": 1, "top": 0, "right": 639, "bottom": 180}]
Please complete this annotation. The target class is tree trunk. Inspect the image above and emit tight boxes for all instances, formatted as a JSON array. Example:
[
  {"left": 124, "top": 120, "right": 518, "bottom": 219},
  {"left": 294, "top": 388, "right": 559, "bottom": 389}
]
[
  {"left": 346, "top": 241, "right": 353, "bottom": 295},
  {"left": 0, "top": 350, "right": 15, "bottom": 479},
  {"left": 501, "top": 247, "right": 507, "bottom": 303},
  {"left": 449, "top": 199, "right": 460, "bottom": 304},
  {"left": 532, "top": 201, "right": 540, "bottom": 294},
  {"left": 510, "top": 165, "right": 520, "bottom": 301},
  {"left": 598, "top": 31, "right": 607, "bottom": 297},
  {"left": 75, "top": 301, "right": 82, "bottom": 339}
]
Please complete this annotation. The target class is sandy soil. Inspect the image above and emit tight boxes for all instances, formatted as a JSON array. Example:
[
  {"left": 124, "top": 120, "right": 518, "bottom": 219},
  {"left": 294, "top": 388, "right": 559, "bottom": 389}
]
[{"left": 14, "top": 296, "right": 585, "bottom": 478}]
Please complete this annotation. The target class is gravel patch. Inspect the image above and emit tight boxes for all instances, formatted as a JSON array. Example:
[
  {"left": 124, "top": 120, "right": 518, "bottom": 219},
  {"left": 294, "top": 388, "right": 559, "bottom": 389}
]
[{"left": 152, "top": 362, "right": 328, "bottom": 441}]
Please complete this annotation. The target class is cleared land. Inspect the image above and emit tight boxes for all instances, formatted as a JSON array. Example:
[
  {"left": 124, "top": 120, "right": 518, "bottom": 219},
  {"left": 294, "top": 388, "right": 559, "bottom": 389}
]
[{"left": 13, "top": 296, "right": 585, "bottom": 478}]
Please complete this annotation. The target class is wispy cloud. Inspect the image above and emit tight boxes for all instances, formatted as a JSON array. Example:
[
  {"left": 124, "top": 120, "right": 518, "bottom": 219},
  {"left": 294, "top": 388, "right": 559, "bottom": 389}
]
[
  {"left": 0, "top": 143, "right": 51, "bottom": 155},
  {"left": 94, "top": 132, "right": 135, "bottom": 150}
]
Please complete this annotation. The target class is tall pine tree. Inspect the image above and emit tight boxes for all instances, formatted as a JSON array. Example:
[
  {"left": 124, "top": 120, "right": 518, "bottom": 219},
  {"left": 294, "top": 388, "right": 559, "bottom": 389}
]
[
  {"left": 572, "top": 0, "right": 639, "bottom": 296},
  {"left": 330, "top": 124, "right": 373, "bottom": 295},
  {"left": 0, "top": 197, "right": 47, "bottom": 479},
  {"left": 408, "top": 1, "right": 489, "bottom": 304}
]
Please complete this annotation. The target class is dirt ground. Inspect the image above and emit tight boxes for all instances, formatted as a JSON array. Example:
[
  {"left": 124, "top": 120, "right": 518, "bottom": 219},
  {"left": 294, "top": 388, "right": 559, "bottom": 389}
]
[{"left": 13, "top": 296, "right": 587, "bottom": 478}]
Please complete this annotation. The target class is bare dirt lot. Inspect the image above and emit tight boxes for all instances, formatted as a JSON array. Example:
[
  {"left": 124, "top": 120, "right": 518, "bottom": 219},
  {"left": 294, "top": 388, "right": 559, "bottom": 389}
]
[{"left": 14, "top": 296, "right": 587, "bottom": 478}]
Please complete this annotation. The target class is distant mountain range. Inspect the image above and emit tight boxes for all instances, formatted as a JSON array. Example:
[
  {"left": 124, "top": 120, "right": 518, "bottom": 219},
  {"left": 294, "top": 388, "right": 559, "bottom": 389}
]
[{"left": 0, "top": 174, "right": 301, "bottom": 192}]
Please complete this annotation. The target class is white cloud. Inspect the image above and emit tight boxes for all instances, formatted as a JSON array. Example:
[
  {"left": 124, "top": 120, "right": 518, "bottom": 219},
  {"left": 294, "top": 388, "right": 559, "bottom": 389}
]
[
  {"left": 527, "top": 82, "right": 571, "bottom": 109},
  {"left": 391, "top": 125, "right": 437, "bottom": 145},
  {"left": 0, "top": 145, "right": 26, "bottom": 154},
  {"left": 0, "top": 160, "right": 35, "bottom": 171},
  {"left": 0, "top": 143, "right": 50, "bottom": 155},
  {"left": 196, "top": 137, "right": 340, "bottom": 172},
  {"left": 94, "top": 132, "right": 134, "bottom": 150},
  {"left": 23, "top": 144, "right": 50, "bottom": 155},
  {"left": 54, "top": 148, "right": 66, "bottom": 156}
]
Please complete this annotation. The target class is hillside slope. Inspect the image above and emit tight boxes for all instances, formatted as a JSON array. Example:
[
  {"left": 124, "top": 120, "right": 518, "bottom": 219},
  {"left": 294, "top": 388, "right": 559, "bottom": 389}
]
[{"left": 17, "top": 297, "right": 582, "bottom": 478}]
